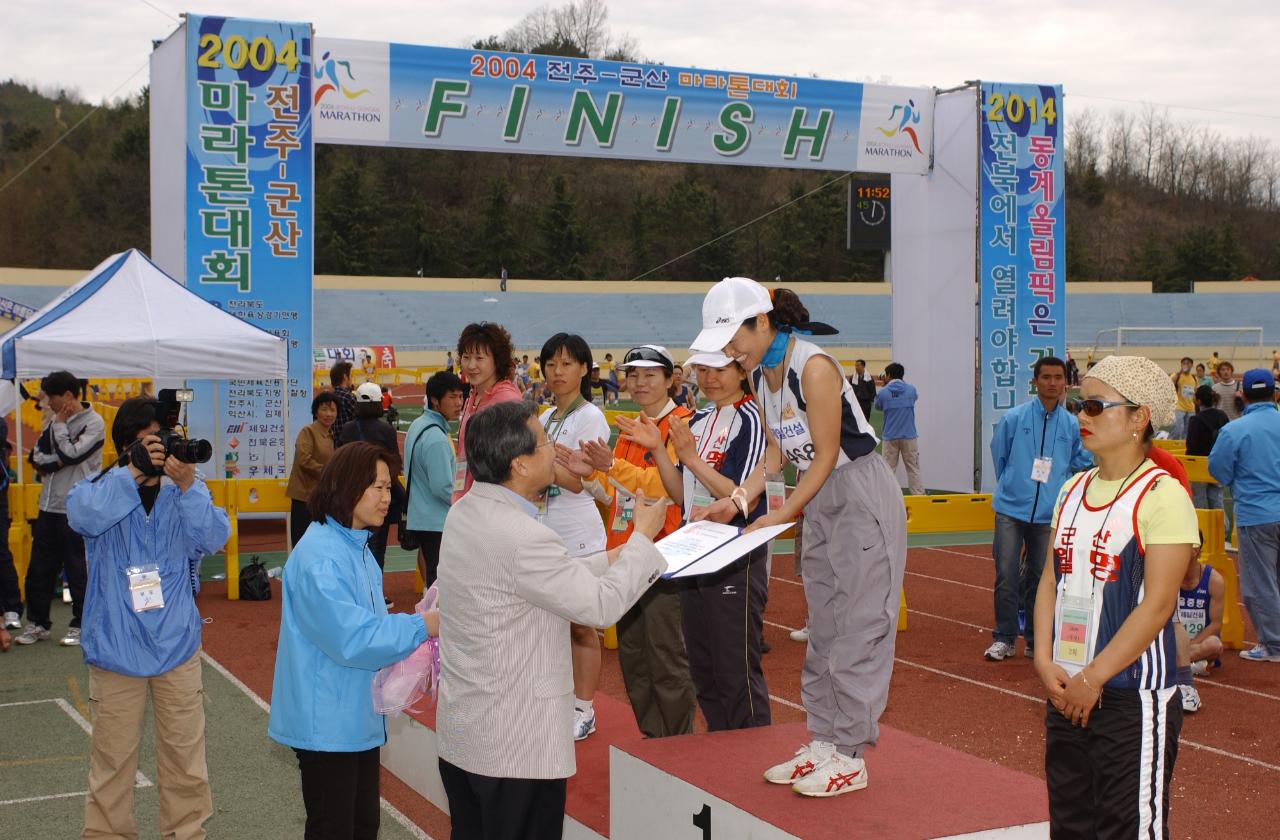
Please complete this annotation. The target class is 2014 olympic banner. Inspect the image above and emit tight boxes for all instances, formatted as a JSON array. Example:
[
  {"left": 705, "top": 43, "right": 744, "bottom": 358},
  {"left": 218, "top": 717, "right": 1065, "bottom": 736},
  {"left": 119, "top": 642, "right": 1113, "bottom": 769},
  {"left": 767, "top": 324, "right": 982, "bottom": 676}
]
[
  {"left": 185, "top": 14, "right": 314, "bottom": 479},
  {"left": 311, "top": 38, "right": 934, "bottom": 174},
  {"left": 978, "top": 82, "right": 1066, "bottom": 484}
]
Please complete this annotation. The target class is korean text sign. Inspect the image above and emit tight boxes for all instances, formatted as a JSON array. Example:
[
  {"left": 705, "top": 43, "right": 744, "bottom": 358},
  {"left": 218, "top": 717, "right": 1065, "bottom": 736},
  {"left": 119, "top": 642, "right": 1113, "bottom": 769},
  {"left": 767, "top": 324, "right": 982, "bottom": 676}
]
[
  {"left": 979, "top": 82, "right": 1065, "bottom": 485},
  {"left": 311, "top": 38, "right": 934, "bottom": 175},
  {"left": 185, "top": 15, "right": 313, "bottom": 479}
]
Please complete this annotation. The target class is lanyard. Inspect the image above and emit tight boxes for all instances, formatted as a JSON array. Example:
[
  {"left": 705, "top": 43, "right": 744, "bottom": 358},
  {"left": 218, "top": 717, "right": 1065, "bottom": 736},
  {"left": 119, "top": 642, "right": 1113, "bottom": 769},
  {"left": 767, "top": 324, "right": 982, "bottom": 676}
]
[
  {"left": 1060, "top": 461, "right": 1145, "bottom": 602},
  {"left": 544, "top": 394, "right": 587, "bottom": 442}
]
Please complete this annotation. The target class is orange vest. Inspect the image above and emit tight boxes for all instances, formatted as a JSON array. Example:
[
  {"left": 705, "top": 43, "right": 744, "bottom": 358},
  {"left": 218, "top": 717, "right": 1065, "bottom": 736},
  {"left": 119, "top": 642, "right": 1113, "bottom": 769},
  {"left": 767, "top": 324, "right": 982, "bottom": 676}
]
[{"left": 604, "top": 405, "right": 691, "bottom": 549}]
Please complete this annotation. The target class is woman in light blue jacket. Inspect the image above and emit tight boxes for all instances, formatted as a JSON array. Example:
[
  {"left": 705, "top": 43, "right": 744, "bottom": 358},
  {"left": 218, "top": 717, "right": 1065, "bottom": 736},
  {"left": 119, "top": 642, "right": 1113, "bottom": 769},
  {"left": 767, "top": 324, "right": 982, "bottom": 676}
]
[{"left": 269, "top": 441, "right": 437, "bottom": 840}]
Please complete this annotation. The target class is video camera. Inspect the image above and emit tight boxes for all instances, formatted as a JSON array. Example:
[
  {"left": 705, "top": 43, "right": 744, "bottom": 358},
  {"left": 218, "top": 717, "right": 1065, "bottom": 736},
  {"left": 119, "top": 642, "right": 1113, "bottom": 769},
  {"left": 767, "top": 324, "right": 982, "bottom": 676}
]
[{"left": 130, "top": 388, "right": 213, "bottom": 476}]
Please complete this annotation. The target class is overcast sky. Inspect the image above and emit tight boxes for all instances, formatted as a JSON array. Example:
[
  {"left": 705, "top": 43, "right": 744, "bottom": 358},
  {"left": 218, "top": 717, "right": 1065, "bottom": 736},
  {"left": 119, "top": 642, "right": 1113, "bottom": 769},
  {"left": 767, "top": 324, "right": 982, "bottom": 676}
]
[{"left": 3, "top": 0, "right": 1278, "bottom": 146}]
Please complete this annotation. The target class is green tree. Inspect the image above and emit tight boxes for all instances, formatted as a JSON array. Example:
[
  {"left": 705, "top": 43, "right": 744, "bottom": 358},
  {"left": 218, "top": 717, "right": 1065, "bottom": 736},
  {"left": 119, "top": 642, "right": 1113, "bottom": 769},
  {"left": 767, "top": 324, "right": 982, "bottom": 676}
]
[
  {"left": 539, "top": 174, "right": 587, "bottom": 279},
  {"left": 1170, "top": 226, "right": 1219, "bottom": 291},
  {"left": 1126, "top": 228, "right": 1166, "bottom": 287},
  {"left": 481, "top": 178, "right": 518, "bottom": 274}
]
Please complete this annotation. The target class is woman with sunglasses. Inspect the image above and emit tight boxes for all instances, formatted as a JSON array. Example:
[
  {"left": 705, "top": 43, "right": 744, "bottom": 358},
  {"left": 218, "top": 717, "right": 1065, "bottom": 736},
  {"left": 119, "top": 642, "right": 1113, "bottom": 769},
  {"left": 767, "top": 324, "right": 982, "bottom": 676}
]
[
  {"left": 1034, "top": 356, "right": 1197, "bottom": 837},
  {"left": 689, "top": 277, "right": 906, "bottom": 797},
  {"left": 536, "top": 333, "right": 612, "bottom": 741},
  {"left": 454, "top": 322, "right": 523, "bottom": 501},
  {"left": 559, "top": 344, "right": 697, "bottom": 738},
  {"left": 618, "top": 350, "right": 771, "bottom": 732}
]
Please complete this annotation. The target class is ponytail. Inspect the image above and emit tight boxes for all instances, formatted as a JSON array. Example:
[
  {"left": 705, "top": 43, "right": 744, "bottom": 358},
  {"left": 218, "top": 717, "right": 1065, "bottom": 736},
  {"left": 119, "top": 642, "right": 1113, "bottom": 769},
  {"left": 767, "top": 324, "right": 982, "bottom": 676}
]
[{"left": 767, "top": 288, "right": 810, "bottom": 331}]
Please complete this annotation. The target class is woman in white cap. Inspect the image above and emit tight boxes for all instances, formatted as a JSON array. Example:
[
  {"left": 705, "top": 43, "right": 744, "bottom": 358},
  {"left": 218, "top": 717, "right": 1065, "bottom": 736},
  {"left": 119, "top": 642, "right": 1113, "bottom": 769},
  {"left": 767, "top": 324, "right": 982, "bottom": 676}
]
[
  {"left": 559, "top": 344, "right": 697, "bottom": 738},
  {"left": 618, "top": 351, "right": 771, "bottom": 731},
  {"left": 690, "top": 277, "right": 906, "bottom": 797},
  {"left": 1032, "top": 355, "right": 1196, "bottom": 837}
]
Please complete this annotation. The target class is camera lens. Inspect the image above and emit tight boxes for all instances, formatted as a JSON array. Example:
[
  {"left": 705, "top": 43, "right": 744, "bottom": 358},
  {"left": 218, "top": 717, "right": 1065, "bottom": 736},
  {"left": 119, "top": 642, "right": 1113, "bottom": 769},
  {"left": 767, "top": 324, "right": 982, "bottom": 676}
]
[{"left": 185, "top": 439, "right": 213, "bottom": 464}]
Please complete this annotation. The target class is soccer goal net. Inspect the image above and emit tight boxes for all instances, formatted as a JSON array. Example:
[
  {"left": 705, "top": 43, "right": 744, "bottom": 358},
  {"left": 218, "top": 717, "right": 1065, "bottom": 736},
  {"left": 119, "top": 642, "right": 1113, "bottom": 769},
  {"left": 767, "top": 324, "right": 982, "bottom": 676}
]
[{"left": 1090, "top": 327, "right": 1265, "bottom": 369}]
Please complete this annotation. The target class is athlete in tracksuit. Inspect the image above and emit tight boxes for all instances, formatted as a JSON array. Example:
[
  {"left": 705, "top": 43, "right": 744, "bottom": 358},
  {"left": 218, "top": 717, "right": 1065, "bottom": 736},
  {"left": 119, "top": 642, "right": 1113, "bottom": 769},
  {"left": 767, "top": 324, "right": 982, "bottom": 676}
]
[{"left": 689, "top": 278, "right": 907, "bottom": 798}]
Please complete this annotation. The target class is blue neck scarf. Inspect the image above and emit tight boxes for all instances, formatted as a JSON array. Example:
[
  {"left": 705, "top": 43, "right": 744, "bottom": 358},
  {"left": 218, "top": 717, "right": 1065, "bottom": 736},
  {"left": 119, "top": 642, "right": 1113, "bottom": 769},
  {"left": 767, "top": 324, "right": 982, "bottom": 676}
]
[{"left": 761, "top": 330, "right": 791, "bottom": 369}]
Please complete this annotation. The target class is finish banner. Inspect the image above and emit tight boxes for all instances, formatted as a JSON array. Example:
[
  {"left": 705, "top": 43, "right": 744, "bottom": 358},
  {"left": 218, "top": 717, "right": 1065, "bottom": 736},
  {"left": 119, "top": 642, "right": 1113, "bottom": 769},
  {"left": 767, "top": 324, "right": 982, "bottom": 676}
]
[
  {"left": 185, "top": 14, "right": 314, "bottom": 479},
  {"left": 978, "top": 82, "right": 1066, "bottom": 482},
  {"left": 312, "top": 38, "right": 934, "bottom": 174}
]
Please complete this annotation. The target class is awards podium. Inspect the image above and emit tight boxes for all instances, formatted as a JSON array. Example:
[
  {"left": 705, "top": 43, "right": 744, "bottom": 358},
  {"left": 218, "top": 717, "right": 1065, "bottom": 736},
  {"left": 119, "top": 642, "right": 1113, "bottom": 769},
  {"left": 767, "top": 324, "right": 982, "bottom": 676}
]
[{"left": 382, "top": 693, "right": 1049, "bottom": 839}]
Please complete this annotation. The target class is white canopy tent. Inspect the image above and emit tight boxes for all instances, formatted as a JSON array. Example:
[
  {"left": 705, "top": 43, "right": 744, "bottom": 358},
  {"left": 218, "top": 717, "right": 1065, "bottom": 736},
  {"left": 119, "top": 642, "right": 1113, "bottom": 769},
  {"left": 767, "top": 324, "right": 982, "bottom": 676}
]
[{"left": 0, "top": 249, "right": 288, "bottom": 482}]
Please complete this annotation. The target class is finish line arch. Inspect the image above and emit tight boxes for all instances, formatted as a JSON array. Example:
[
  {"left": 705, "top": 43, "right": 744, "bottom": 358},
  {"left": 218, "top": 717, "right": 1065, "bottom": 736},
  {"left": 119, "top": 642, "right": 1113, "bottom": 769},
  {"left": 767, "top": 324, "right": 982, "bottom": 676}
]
[{"left": 149, "top": 14, "right": 1063, "bottom": 492}]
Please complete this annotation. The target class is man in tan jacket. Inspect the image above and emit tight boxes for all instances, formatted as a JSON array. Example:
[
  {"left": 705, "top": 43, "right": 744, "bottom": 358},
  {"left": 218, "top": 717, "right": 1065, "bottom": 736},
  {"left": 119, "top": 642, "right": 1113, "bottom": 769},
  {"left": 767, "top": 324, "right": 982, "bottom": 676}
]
[{"left": 436, "top": 400, "right": 669, "bottom": 839}]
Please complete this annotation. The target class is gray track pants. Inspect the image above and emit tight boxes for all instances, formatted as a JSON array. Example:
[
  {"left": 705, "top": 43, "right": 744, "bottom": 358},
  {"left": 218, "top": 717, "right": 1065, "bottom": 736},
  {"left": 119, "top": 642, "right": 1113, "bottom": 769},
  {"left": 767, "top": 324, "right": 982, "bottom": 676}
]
[{"left": 800, "top": 454, "right": 908, "bottom": 756}]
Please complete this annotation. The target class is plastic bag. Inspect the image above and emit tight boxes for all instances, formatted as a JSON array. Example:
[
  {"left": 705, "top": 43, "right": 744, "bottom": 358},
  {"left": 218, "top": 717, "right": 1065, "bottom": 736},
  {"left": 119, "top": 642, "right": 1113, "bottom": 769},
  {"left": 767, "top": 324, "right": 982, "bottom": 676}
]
[
  {"left": 371, "top": 585, "right": 441, "bottom": 715},
  {"left": 239, "top": 556, "right": 272, "bottom": 601}
]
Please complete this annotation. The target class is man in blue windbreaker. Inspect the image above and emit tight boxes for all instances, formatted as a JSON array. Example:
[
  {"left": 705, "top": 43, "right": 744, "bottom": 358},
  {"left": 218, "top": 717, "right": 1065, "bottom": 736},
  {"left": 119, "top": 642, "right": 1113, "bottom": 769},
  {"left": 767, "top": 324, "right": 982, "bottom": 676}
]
[
  {"left": 67, "top": 397, "right": 230, "bottom": 840},
  {"left": 985, "top": 356, "right": 1092, "bottom": 662}
]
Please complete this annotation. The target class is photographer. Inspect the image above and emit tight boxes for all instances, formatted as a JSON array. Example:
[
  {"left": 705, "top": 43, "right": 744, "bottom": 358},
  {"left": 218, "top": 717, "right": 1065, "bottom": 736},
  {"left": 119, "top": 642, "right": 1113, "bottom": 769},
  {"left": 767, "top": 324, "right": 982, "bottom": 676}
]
[
  {"left": 67, "top": 396, "right": 230, "bottom": 839},
  {"left": 14, "top": 370, "right": 104, "bottom": 647}
]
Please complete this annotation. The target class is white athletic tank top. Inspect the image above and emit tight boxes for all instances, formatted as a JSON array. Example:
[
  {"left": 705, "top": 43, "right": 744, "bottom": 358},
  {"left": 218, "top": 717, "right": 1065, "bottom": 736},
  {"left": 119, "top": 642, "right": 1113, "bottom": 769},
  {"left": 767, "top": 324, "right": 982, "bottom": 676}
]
[{"left": 752, "top": 337, "right": 879, "bottom": 472}]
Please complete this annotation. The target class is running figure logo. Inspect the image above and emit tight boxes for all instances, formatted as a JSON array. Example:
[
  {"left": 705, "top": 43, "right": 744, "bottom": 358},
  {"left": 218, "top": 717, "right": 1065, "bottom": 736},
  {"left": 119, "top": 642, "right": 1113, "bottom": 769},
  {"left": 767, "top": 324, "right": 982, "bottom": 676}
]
[
  {"left": 314, "top": 50, "right": 371, "bottom": 104},
  {"left": 877, "top": 99, "right": 924, "bottom": 154}
]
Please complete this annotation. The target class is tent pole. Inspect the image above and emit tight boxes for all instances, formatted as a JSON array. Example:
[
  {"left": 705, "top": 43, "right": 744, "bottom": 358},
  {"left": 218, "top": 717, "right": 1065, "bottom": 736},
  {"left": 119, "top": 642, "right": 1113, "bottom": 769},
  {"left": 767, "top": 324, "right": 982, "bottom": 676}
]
[{"left": 15, "top": 394, "right": 23, "bottom": 486}]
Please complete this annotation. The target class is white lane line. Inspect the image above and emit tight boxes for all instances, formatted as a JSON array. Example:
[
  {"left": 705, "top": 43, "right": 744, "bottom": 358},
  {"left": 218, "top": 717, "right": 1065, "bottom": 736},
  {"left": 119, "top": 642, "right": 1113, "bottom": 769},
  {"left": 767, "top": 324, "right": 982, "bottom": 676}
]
[
  {"left": 755, "top": 620, "right": 1280, "bottom": 772},
  {"left": 200, "top": 650, "right": 435, "bottom": 839},
  {"left": 0, "top": 698, "right": 152, "bottom": 791},
  {"left": 894, "top": 659, "right": 1280, "bottom": 773},
  {"left": 1195, "top": 680, "right": 1280, "bottom": 702},
  {"left": 0, "top": 790, "right": 91, "bottom": 807},
  {"left": 769, "top": 575, "right": 802, "bottom": 587},
  {"left": 919, "top": 546, "right": 991, "bottom": 562},
  {"left": 768, "top": 694, "right": 806, "bottom": 712},
  {"left": 906, "top": 570, "right": 990, "bottom": 592},
  {"left": 907, "top": 609, "right": 993, "bottom": 633}
]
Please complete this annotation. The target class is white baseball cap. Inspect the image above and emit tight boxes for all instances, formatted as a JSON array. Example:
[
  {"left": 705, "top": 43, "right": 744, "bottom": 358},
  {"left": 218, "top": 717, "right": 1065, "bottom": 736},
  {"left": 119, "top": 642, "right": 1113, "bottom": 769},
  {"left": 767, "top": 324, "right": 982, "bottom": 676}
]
[
  {"left": 690, "top": 277, "right": 772, "bottom": 352},
  {"left": 355, "top": 382, "right": 382, "bottom": 402},
  {"left": 686, "top": 351, "right": 736, "bottom": 368}
]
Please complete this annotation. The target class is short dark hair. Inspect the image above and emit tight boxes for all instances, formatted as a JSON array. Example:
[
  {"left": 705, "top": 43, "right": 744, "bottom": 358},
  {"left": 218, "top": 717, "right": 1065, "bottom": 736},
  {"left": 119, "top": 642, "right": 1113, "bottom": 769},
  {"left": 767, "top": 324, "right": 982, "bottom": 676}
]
[
  {"left": 464, "top": 401, "right": 538, "bottom": 485},
  {"left": 112, "top": 397, "right": 160, "bottom": 456},
  {"left": 1181, "top": 356, "right": 1194, "bottom": 364},
  {"left": 856, "top": 359, "right": 866, "bottom": 366},
  {"left": 1195, "top": 384, "right": 1217, "bottom": 407},
  {"left": 41, "top": 370, "right": 80, "bottom": 398},
  {"left": 308, "top": 442, "right": 392, "bottom": 527},
  {"left": 310, "top": 391, "right": 338, "bottom": 419},
  {"left": 1033, "top": 356, "right": 1066, "bottom": 378},
  {"left": 885, "top": 362, "right": 905, "bottom": 380},
  {"left": 330, "top": 361, "right": 353, "bottom": 387},
  {"left": 425, "top": 371, "right": 464, "bottom": 409},
  {"left": 354, "top": 401, "right": 383, "bottom": 421},
  {"left": 539, "top": 333, "right": 594, "bottom": 401},
  {"left": 457, "top": 322, "right": 515, "bottom": 382}
]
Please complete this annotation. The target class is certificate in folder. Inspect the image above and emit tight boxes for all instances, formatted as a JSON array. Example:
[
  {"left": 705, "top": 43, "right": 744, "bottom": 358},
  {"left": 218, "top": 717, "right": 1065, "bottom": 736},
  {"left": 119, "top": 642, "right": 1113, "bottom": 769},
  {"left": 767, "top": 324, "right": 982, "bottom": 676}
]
[{"left": 656, "top": 520, "right": 794, "bottom": 579}]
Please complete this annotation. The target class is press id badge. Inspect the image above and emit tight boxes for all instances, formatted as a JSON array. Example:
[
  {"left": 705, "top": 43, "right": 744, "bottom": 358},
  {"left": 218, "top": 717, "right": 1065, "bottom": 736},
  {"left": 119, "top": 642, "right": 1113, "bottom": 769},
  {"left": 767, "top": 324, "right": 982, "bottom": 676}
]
[
  {"left": 1031, "top": 456, "right": 1053, "bottom": 484},
  {"left": 611, "top": 494, "right": 636, "bottom": 532},
  {"left": 765, "top": 473, "right": 787, "bottom": 514},
  {"left": 452, "top": 459, "right": 468, "bottom": 495},
  {"left": 689, "top": 485, "right": 714, "bottom": 521},
  {"left": 127, "top": 565, "right": 164, "bottom": 612},
  {"left": 535, "top": 490, "right": 549, "bottom": 517},
  {"left": 1053, "top": 594, "right": 1093, "bottom": 673}
]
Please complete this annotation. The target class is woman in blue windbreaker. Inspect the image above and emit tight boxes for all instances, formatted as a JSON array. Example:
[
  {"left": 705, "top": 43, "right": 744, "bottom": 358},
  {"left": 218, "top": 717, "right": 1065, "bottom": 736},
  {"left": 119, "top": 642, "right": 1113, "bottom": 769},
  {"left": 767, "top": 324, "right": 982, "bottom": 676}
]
[{"left": 269, "top": 442, "right": 438, "bottom": 840}]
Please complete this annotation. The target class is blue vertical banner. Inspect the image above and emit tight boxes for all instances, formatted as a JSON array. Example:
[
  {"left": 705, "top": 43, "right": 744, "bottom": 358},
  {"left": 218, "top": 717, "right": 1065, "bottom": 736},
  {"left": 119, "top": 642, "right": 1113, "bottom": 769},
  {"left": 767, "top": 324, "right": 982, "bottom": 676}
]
[
  {"left": 185, "top": 15, "right": 313, "bottom": 479},
  {"left": 979, "top": 82, "right": 1065, "bottom": 488}
]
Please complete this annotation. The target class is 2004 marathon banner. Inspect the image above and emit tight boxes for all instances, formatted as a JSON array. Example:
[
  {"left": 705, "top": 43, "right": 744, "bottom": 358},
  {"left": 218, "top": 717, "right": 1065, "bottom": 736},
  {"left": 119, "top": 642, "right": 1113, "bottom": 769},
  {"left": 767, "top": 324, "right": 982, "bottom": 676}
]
[
  {"left": 185, "top": 15, "right": 314, "bottom": 479},
  {"left": 978, "top": 82, "right": 1066, "bottom": 483},
  {"left": 310, "top": 39, "right": 934, "bottom": 174}
]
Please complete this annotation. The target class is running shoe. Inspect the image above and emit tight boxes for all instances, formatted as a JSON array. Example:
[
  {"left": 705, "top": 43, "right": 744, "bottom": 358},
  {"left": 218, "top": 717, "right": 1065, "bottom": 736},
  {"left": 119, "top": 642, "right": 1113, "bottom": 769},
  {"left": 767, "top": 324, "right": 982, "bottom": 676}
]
[
  {"left": 1190, "top": 659, "right": 1210, "bottom": 677},
  {"left": 1180, "top": 684, "right": 1201, "bottom": 713},
  {"left": 1238, "top": 645, "right": 1280, "bottom": 663},
  {"left": 3, "top": 611, "right": 20, "bottom": 630},
  {"left": 984, "top": 641, "right": 1016, "bottom": 661},
  {"left": 789, "top": 626, "right": 809, "bottom": 642},
  {"left": 791, "top": 752, "right": 868, "bottom": 797},
  {"left": 14, "top": 623, "right": 49, "bottom": 645},
  {"left": 764, "top": 741, "right": 834, "bottom": 785},
  {"left": 573, "top": 708, "right": 597, "bottom": 741},
  {"left": 59, "top": 627, "right": 82, "bottom": 647}
]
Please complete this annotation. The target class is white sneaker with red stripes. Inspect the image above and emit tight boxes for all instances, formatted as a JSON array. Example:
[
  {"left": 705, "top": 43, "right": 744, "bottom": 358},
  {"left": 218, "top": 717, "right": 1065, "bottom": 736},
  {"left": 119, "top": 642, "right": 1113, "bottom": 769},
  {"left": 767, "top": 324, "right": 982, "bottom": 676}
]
[
  {"left": 762, "top": 740, "right": 834, "bottom": 785},
  {"left": 791, "top": 752, "right": 868, "bottom": 798}
]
